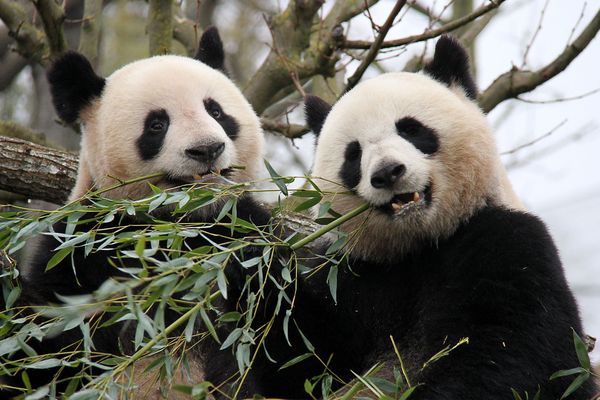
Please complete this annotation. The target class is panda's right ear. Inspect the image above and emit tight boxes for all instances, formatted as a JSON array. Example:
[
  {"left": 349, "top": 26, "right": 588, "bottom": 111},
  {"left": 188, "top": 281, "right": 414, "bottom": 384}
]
[
  {"left": 195, "top": 26, "right": 225, "bottom": 72},
  {"left": 47, "top": 52, "right": 105, "bottom": 123},
  {"left": 304, "top": 95, "right": 332, "bottom": 137}
]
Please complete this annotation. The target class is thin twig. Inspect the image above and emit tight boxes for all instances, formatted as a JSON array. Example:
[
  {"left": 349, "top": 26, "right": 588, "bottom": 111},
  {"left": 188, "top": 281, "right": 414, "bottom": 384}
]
[
  {"left": 345, "top": 0, "right": 407, "bottom": 91},
  {"left": 515, "top": 87, "right": 600, "bottom": 104},
  {"left": 344, "top": 0, "right": 505, "bottom": 49},
  {"left": 500, "top": 119, "right": 567, "bottom": 156},
  {"left": 521, "top": 0, "right": 550, "bottom": 68}
]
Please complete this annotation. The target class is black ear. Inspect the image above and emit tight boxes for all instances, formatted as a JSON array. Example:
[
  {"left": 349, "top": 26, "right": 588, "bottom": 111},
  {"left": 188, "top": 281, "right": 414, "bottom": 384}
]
[
  {"left": 194, "top": 26, "right": 225, "bottom": 71},
  {"left": 305, "top": 95, "right": 332, "bottom": 137},
  {"left": 46, "top": 52, "right": 105, "bottom": 123},
  {"left": 423, "top": 35, "right": 477, "bottom": 99}
]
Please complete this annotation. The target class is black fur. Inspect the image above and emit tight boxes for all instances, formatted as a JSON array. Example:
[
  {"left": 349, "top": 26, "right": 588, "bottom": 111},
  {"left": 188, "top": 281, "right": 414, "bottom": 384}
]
[
  {"left": 137, "top": 109, "right": 170, "bottom": 160},
  {"left": 195, "top": 26, "right": 225, "bottom": 71},
  {"left": 204, "top": 98, "right": 240, "bottom": 139},
  {"left": 46, "top": 52, "right": 105, "bottom": 123},
  {"left": 340, "top": 141, "right": 362, "bottom": 189},
  {"left": 395, "top": 117, "right": 439, "bottom": 154},
  {"left": 205, "top": 207, "right": 597, "bottom": 399},
  {"left": 423, "top": 35, "right": 477, "bottom": 99},
  {"left": 304, "top": 95, "right": 332, "bottom": 137}
]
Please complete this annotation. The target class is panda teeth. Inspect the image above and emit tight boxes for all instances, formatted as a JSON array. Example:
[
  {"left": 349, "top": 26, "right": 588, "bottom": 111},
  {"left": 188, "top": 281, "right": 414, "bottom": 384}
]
[
  {"left": 413, "top": 192, "right": 420, "bottom": 202},
  {"left": 193, "top": 174, "right": 203, "bottom": 181},
  {"left": 391, "top": 202, "right": 404, "bottom": 212}
]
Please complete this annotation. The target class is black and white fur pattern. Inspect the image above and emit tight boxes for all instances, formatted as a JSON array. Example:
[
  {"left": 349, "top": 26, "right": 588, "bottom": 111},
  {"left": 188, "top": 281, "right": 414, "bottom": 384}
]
[
  {"left": 296, "top": 36, "right": 597, "bottom": 399},
  {"left": 2, "top": 28, "right": 272, "bottom": 398}
]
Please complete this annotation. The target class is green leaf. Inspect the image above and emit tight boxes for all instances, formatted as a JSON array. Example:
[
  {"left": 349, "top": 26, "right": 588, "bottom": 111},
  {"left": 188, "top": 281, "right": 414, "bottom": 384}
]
[
  {"left": 398, "top": 385, "right": 419, "bottom": 400},
  {"left": 26, "top": 358, "right": 63, "bottom": 369},
  {"left": 45, "top": 247, "right": 72, "bottom": 271},
  {"left": 200, "top": 307, "right": 220, "bottom": 344},
  {"left": 294, "top": 196, "right": 322, "bottom": 212},
  {"left": 218, "top": 311, "right": 241, "bottom": 323},
  {"left": 184, "top": 308, "right": 199, "bottom": 342},
  {"left": 326, "top": 265, "right": 338, "bottom": 304},
  {"left": 220, "top": 328, "right": 242, "bottom": 350},
  {"left": 549, "top": 367, "right": 586, "bottom": 380},
  {"left": 217, "top": 268, "right": 228, "bottom": 300},
  {"left": 572, "top": 329, "right": 591, "bottom": 370},
  {"left": 5, "top": 286, "right": 21, "bottom": 309},
  {"left": 148, "top": 192, "right": 167, "bottom": 212},
  {"left": 264, "top": 160, "right": 289, "bottom": 196},
  {"left": 560, "top": 371, "right": 590, "bottom": 399},
  {"left": 511, "top": 388, "right": 524, "bottom": 400},
  {"left": 279, "top": 353, "right": 312, "bottom": 370}
]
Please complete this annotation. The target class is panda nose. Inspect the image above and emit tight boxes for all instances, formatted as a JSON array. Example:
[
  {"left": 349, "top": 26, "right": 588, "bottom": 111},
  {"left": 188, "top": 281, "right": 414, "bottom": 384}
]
[
  {"left": 185, "top": 142, "right": 225, "bottom": 163},
  {"left": 371, "top": 163, "right": 406, "bottom": 189}
]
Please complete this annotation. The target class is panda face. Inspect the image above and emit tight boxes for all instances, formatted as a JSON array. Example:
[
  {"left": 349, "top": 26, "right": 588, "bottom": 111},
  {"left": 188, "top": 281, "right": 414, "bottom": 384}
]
[
  {"left": 311, "top": 72, "right": 502, "bottom": 260},
  {"left": 77, "top": 55, "right": 262, "bottom": 199}
]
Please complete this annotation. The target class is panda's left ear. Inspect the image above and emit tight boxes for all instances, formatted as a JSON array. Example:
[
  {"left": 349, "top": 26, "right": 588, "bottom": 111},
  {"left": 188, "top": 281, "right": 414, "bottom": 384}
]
[
  {"left": 423, "top": 35, "right": 477, "bottom": 99},
  {"left": 305, "top": 95, "right": 332, "bottom": 137},
  {"left": 47, "top": 51, "right": 106, "bottom": 123},
  {"left": 195, "top": 26, "right": 225, "bottom": 72}
]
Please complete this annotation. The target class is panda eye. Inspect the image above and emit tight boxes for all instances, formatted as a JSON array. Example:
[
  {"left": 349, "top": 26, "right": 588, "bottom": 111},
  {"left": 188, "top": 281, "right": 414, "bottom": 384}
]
[
  {"left": 144, "top": 109, "right": 170, "bottom": 135},
  {"left": 204, "top": 98, "right": 224, "bottom": 120},
  {"left": 150, "top": 120, "right": 166, "bottom": 133},
  {"left": 210, "top": 107, "right": 222, "bottom": 119}
]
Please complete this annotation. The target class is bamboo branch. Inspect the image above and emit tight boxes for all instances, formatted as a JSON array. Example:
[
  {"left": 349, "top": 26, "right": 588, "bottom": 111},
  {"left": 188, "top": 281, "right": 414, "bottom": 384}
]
[
  {"left": 148, "top": 0, "right": 173, "bottom": 55},
  {"left": 344, "top": 0, "right": 505, "bottom": 49},
  {"left": 345, "top": 0, "right": 407, "bottom": 91},
  {"left": 0, "top": 0, "right": 47, "bottom": 63},
  {"left": 0, "top": 136, "right": 77, "bottom": 204},
  {"left": 479, "top": 6, "right": 600, "bottom": 113},
  {"left": 32, "top": 0, "right": 68, "bottom": 61},
  {"left": 77, "top": 0, "right": 103, "bottom": 65}
]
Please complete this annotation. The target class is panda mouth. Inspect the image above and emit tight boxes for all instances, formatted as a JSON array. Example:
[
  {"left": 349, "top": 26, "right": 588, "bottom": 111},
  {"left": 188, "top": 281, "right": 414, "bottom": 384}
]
[
  {"left": 380, "top": 183, "right": 432, "bottom": 217},
  {"left": 165, "top": 168, "right": 234, "bottom": 186}
]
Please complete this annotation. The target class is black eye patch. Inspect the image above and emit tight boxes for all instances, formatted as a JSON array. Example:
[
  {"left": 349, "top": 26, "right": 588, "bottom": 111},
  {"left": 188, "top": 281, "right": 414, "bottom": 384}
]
[
  {"left": 137, "top": 109, "right": 169, "bottom": 160},
  {"left": 395, "top": 117, "right": 439, "bottom": 155},
  {"left": 204, "top": 98, "right": 239, "bottom": 140},
  {"left": 340, "top": 141, "right": 362, "bottom": 189}
]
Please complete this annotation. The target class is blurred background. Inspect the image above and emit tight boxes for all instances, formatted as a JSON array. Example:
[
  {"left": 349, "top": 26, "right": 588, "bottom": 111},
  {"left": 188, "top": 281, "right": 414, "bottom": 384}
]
[{"left": 1, "top": 0, "right": 598, "bottom": 362}]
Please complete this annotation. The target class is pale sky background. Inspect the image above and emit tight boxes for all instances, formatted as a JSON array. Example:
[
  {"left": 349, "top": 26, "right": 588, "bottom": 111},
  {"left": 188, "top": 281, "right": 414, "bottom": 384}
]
[{"left": 264, "top": 0, "right": 600, "bottom": 362}]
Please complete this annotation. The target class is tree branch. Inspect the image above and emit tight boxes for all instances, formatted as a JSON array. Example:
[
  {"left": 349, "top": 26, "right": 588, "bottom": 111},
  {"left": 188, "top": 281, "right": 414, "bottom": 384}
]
[
  {"left": 32, "top": 0, "right": 68, "bottom": 61},
  {"left": 260, "top": 118, "right": 309, "bottom": 139},
  {"left": 77, "top": 0, "right": 103, "bottom": 66},
  {"left": 345, "top": 0, "right": 407, "bottom": 91},
  {"left": 479, "top": 6, "right": 600, "bottom": 113},
  {"left": 344, "top": 0, "right": 505, "bottom": 49},
  {"left": 173, "top": 15, "right": 198, "bottom": 57},
  {"left": 148, "top": 0, "right": 173, "bottom": 55},
  {"left": 0, "top": 0, "right": 47, "bottom": 63},
  {"left": 0, "top": 136, "right": 76, "bottom": 204}
]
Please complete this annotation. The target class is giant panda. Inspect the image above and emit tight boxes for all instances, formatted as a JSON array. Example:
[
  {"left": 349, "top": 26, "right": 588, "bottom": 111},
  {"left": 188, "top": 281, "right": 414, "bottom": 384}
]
[
  {"left": 295, "top": 36, "right": 598, "bottom": 399},
  {"left": 0, "top": 27, "right": 274, "bottom": 398}
]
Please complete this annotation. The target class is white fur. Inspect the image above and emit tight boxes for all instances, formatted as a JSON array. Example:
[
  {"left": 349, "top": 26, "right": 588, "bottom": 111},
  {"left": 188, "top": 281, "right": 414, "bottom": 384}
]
[
  {"left": 312, "top": 72, "right": 520, "bottom": 262},
  {"left": 71, "top": 55, "right": 263, "bottom": 200}
]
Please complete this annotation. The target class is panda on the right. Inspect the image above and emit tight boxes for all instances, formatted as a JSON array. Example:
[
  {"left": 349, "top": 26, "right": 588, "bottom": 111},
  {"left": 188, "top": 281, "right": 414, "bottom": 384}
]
[{"left": 305, "top": 36, "right": 597, "bottom": 399}]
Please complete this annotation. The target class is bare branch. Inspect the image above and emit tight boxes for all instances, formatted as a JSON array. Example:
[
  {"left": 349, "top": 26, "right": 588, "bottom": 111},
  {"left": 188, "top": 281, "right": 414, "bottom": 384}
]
[
  {"left": 345, "top": 0, "right": 407, "bottom": 91},
  {"left": 0, "top": 136, "right": 76, "bottom": 204},
  {"left": 148, "top": 0, "right": 173, "bottom": 55},
  {"left": 0, "top": 51, "right": 28, "bottom": 91},
  {"left": 173, "top": 15, "right": 198, "bottom": 57},
  {"left": 479, "top": 6, "right": 600, "bottom": 113},
  {"left": 0, "top": 0, "right": 47, "bottom": 63},
  {"left": 407, "top": 0, "right": 449, "bottom": 24},
  {"left": 32, "top": 0, "right": 68, "bottom": 60},
  {"left": 344, "top": 0, "right": 505, "bottom": 49},
  {"left": 77, "top": 0, "right": 103, "bottom": 65},
  {"left": 515, "top": 87, "right": 600, "bottom": 104},
  {"left": 261, "top": 118, "right": 309, "bottom": 139},
  {"left": 500, "top": 119, "right": 567, "bottom": 156}
]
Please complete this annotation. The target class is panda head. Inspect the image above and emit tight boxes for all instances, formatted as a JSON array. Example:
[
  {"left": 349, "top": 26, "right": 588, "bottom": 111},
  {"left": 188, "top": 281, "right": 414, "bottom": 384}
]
[
  {"left": 306, "top": 36, "right": 515, "bottom": 261},
  {"left": 47, "top": 27, "right": 263, "bottom": 201}
]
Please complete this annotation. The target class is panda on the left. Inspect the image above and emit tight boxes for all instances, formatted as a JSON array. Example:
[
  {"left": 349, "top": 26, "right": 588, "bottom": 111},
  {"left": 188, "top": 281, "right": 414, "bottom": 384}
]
[{"left": 1, "top": 27, "right": 270, "bottom": 397}]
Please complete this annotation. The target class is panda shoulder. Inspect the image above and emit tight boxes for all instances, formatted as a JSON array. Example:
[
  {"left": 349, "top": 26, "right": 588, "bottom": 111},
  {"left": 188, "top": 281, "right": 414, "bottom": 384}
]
[{"left": 455, "top": 206, "right": 561, "bottom": 275}]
